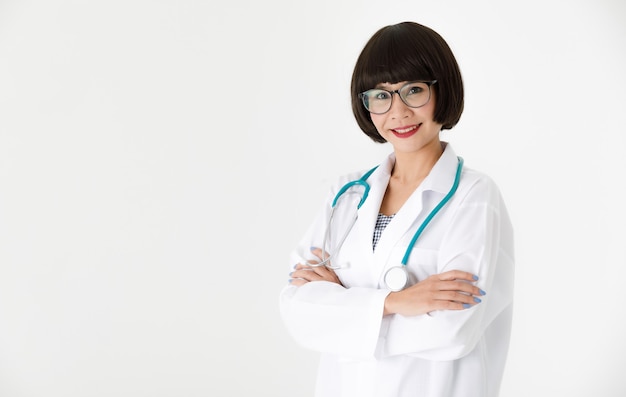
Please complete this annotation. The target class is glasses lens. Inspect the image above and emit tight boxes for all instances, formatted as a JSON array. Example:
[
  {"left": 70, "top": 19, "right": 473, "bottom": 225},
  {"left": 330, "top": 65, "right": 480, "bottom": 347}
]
[
  {"left": 360, "top": 81, "right": 433, "bottom": 114},
  {"left": 399, "top": 82, "right": 431, "bottom": 108},
  {"left": 361, "top": 89, "right": 392, "bottom": 114}
]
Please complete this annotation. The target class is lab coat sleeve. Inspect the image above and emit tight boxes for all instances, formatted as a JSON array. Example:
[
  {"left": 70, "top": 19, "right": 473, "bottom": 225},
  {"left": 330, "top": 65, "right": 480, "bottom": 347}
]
[
  {"left": 279, "top": 177, "right": 392, "bottom": 360},
  {"left": 377, "top": 176, "right": 515, "bottom": 361},
  {"left": 280, "top": 282, "right": 390, "bottom": 359}
]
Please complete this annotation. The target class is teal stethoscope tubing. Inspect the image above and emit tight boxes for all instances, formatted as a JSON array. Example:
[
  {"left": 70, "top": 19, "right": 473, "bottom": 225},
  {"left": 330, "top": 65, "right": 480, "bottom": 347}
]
[
  {"left": 317, "top": 156, "right": 463, "bottom": 290},
  {"left": 401, "top": 156, "right": 463, "bottom": 265}
]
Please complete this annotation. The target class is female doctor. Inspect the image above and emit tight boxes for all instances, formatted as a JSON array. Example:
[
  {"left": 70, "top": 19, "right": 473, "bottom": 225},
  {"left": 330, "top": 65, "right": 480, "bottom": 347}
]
[{"left": 279, "top": 21, "right": 514, "bottom": 397}]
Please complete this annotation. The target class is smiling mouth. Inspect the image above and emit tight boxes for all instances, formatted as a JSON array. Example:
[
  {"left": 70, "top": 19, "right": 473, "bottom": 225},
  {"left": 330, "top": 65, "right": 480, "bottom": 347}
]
[{"left": 392, "top": 124, "right": 421, "bottom": 134}]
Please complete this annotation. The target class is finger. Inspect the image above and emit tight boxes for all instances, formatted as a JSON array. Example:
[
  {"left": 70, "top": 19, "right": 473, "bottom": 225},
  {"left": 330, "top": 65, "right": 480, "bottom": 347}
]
[
  {"left": 294, "top": 262, "right": 312, "bottom": 270},
  {"left": 431, "top": 300, "right": 475, "bottom": 311},
  {"left": 312, "top": 264, "right": 334, "bottom": 276},
  {"left": 288, "top": 278, "right": 308, "bottom": 287},
  {"left": 295, "top": 260, "right": 334, "bottom": 277},
  {"left": 294, "top": 261, "right": 324, "bottom": 271},
  {"left": 291, "top": 269, "right": 314, "bottom": 281},
  {"left": 310, "top": 247, "right": 331, "bottom": 262},
  {"left": 294, "top": 262, "right": 326, "bottom": 277},
  {"left": 292, "top": 264, "right": 341, "bottom": 285},
  {"left": 315, "top": 266, "right": 342, "bottom": 284},
  {"left": 434, "top": 290, "right": 483, "bottom": 306},
  {"left": 292, "top": 257, "right": 343, "bottom": 285},
  {"left": 438, "top": 281, "right": 486, "bottom": 297}
]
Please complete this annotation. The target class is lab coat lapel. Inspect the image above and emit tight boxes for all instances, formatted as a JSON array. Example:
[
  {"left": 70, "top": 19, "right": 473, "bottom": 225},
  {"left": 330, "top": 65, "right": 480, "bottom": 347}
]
[
  {"left": 371, "top": 181, "right": 426, "bottom": 281},
  {"left": 352, "top": 153, "right": 423, "bottom": 283},
  {"left": 371, "top": 144, "right": 460, "bottom": 284},
  {"left": 344, "top": 155, "right": 393, "bottom": 283}
]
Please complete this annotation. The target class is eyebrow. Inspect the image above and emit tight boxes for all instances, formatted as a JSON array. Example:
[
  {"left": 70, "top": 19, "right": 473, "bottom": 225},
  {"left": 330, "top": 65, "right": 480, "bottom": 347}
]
[{"left": 375, "top": 81, "right": 410, "bottom": 89}]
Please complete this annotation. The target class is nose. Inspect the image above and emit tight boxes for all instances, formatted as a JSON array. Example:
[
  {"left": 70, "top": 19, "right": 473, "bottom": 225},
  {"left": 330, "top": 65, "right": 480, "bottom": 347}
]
[{"left": 388, "top": 91, "right": 411, "bottom": 119}]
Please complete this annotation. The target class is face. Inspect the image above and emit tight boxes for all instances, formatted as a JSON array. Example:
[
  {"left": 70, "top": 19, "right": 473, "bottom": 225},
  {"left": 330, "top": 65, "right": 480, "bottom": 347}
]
[{"left": 369, "top": 81, "right": 442, "bottom": 155}]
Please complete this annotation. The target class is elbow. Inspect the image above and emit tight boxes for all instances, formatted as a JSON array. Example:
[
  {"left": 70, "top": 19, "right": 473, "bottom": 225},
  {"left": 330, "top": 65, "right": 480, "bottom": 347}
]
[
  {"left": 426, "top": 311, "right": 483, "bottom": 360},
  {"left": 383, "top": 310, "right": 483, "bottom": 361},
  {"left": 431, "top": 332, "right": 479, "bottom": 360},
  {"left": 407, "top": 330, "right": 481, "bottom": 361}
]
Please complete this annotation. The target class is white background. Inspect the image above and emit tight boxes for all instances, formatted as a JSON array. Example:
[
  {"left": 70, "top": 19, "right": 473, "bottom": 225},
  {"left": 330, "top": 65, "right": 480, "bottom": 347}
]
[{"left": 1, "top": 0, "right": 625, "bottom": 396}]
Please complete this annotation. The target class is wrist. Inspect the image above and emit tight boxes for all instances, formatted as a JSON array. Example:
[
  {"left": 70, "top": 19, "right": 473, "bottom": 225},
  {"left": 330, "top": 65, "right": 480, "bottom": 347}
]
[{"left": 383, "top": 291, "right": 397, "bottom": 316}]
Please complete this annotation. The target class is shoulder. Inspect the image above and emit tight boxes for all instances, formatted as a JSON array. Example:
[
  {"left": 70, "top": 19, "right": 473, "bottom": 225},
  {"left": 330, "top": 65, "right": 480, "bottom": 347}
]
[
  {"left": 329, "top": 153, "right": 394, "bottom": 194},
  {"left": 457, "top": 166, "right": 506, "bottom": 206},
  {"left": 337, "top": 165, "right": 379, "bottom": 184},
  {"left": 327, "top": 166, "right": 379, "bottom": 199}
]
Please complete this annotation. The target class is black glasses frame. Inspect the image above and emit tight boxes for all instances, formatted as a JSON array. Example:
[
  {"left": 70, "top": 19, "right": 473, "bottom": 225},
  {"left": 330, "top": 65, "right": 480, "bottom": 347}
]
[{"left": 359, "top": 80, "right": 438, "bottom": 114}]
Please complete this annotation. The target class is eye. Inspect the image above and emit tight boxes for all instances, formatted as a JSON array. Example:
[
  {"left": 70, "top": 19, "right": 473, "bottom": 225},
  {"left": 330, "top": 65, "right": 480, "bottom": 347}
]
[
  {"left": 406, "top": 84, "right": 425, "bottom": 96},
  {"left": 371, "top": 90, "right": 391, "bottom": 101}
]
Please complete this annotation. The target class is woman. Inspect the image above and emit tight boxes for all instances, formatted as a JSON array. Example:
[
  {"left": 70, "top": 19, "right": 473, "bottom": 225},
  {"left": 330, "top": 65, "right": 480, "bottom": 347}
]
[{"left": 280, "top": 21, "right": 514, "bottom": 397}]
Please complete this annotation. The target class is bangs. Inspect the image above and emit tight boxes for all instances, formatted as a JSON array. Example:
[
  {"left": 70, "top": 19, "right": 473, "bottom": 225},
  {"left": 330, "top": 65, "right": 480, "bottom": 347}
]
[{"left": 355, "top": 26, "right": 436, "bottom": 92}]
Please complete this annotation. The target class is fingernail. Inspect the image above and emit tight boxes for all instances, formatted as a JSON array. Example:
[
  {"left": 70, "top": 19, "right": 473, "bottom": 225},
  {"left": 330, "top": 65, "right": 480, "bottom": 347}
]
[
  {"left": 310, "top": 246, "right": 317, "bottom": 251},
  {"left": 473, "top": 297, "right": 482, "bottom": 303},
  {"left": 293, "top": 263, "right": 298, "bottom": 269},
  {"left": 289, "top": 272, "right": 293, "bottom": 276},
  {"left": 472, "top": 275, "right": 479, "bottom": 281},
  {"left": 463, "top": 303, "right": 471, "bottom": 309},
  {"left": 288, "top": 279, "right": 292, "bottom": 283},
  {"left": 479, "top": 289, "right": 486, "bottom": 296}
]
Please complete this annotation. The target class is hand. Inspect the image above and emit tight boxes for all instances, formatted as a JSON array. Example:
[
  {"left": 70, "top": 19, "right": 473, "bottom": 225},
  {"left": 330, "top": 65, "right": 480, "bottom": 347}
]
[
  {"left": 383, "top": 270, "right": 485, "bottom": 317},
  {"left": 288, "top": 247, "right": 343, "bottom": 287}
]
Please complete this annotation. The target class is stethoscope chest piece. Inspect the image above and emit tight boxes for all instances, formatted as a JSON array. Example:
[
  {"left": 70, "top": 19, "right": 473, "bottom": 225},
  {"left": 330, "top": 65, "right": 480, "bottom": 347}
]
[{"left": 384, "top": 266, "right": 408, "bottom": 292}]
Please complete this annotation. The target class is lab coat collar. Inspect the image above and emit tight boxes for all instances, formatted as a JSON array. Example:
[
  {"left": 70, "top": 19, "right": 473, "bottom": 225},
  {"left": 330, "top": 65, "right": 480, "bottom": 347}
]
[
  {"left": 419, "top": 142, "right": 460, "bottom": 195},
  {"left": 371, "top": 142, "right": 460, "bottom": 196}
]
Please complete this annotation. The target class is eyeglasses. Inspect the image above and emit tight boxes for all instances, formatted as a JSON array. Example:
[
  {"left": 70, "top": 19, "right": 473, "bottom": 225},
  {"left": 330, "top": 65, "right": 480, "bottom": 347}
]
[{"left": 358, "top": 80, "right": 437, "bottom": 114}]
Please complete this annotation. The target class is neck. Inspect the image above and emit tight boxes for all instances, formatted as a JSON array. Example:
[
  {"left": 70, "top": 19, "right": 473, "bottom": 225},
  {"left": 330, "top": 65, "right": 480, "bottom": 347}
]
[{"left": 391, "top": 143, "right": 444, "bottom": 184}]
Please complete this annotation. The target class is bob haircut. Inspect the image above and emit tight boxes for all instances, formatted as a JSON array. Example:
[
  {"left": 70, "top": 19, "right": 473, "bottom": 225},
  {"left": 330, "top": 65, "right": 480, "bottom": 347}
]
[{"left": 351, "top": 22, "right": 464, "bottom": 143}]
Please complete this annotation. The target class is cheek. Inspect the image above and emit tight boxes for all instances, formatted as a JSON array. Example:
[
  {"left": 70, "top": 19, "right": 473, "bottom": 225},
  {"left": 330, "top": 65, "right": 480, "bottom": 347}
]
[
  {"left": 370, "top": 114, "right": 386, "bottom": 133},
  {"left": 423, "top": 98, "right": 438, "bottom": 121}
]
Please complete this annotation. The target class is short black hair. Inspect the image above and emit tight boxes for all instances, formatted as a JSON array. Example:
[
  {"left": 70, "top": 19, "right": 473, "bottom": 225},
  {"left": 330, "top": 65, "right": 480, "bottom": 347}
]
[{"left": 351, "top": 22, "right": 464, "bottom": 143}]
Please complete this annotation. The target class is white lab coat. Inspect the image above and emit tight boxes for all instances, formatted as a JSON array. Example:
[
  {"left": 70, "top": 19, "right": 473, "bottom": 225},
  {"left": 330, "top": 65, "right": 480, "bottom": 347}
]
[{"left": 279, "top": 143, "right": 514, "bottom": 397}]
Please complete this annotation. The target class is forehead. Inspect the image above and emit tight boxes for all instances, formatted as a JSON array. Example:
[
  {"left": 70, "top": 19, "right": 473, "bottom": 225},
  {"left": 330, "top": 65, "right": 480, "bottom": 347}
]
[{"left": 375, "top": 81, "right": 411, "bottom": 89}]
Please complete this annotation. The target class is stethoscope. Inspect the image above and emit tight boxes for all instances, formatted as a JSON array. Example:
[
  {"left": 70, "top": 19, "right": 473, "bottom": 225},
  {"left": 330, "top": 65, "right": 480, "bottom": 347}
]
[{"left": 310, "top": 156, "right": 464, "bottom": 292}]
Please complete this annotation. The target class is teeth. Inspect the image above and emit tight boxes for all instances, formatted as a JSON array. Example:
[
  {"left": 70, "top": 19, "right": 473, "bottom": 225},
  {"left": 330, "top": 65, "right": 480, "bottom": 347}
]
[{"left": 394, "top": 125, "right": 417, "bottom": 133}]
